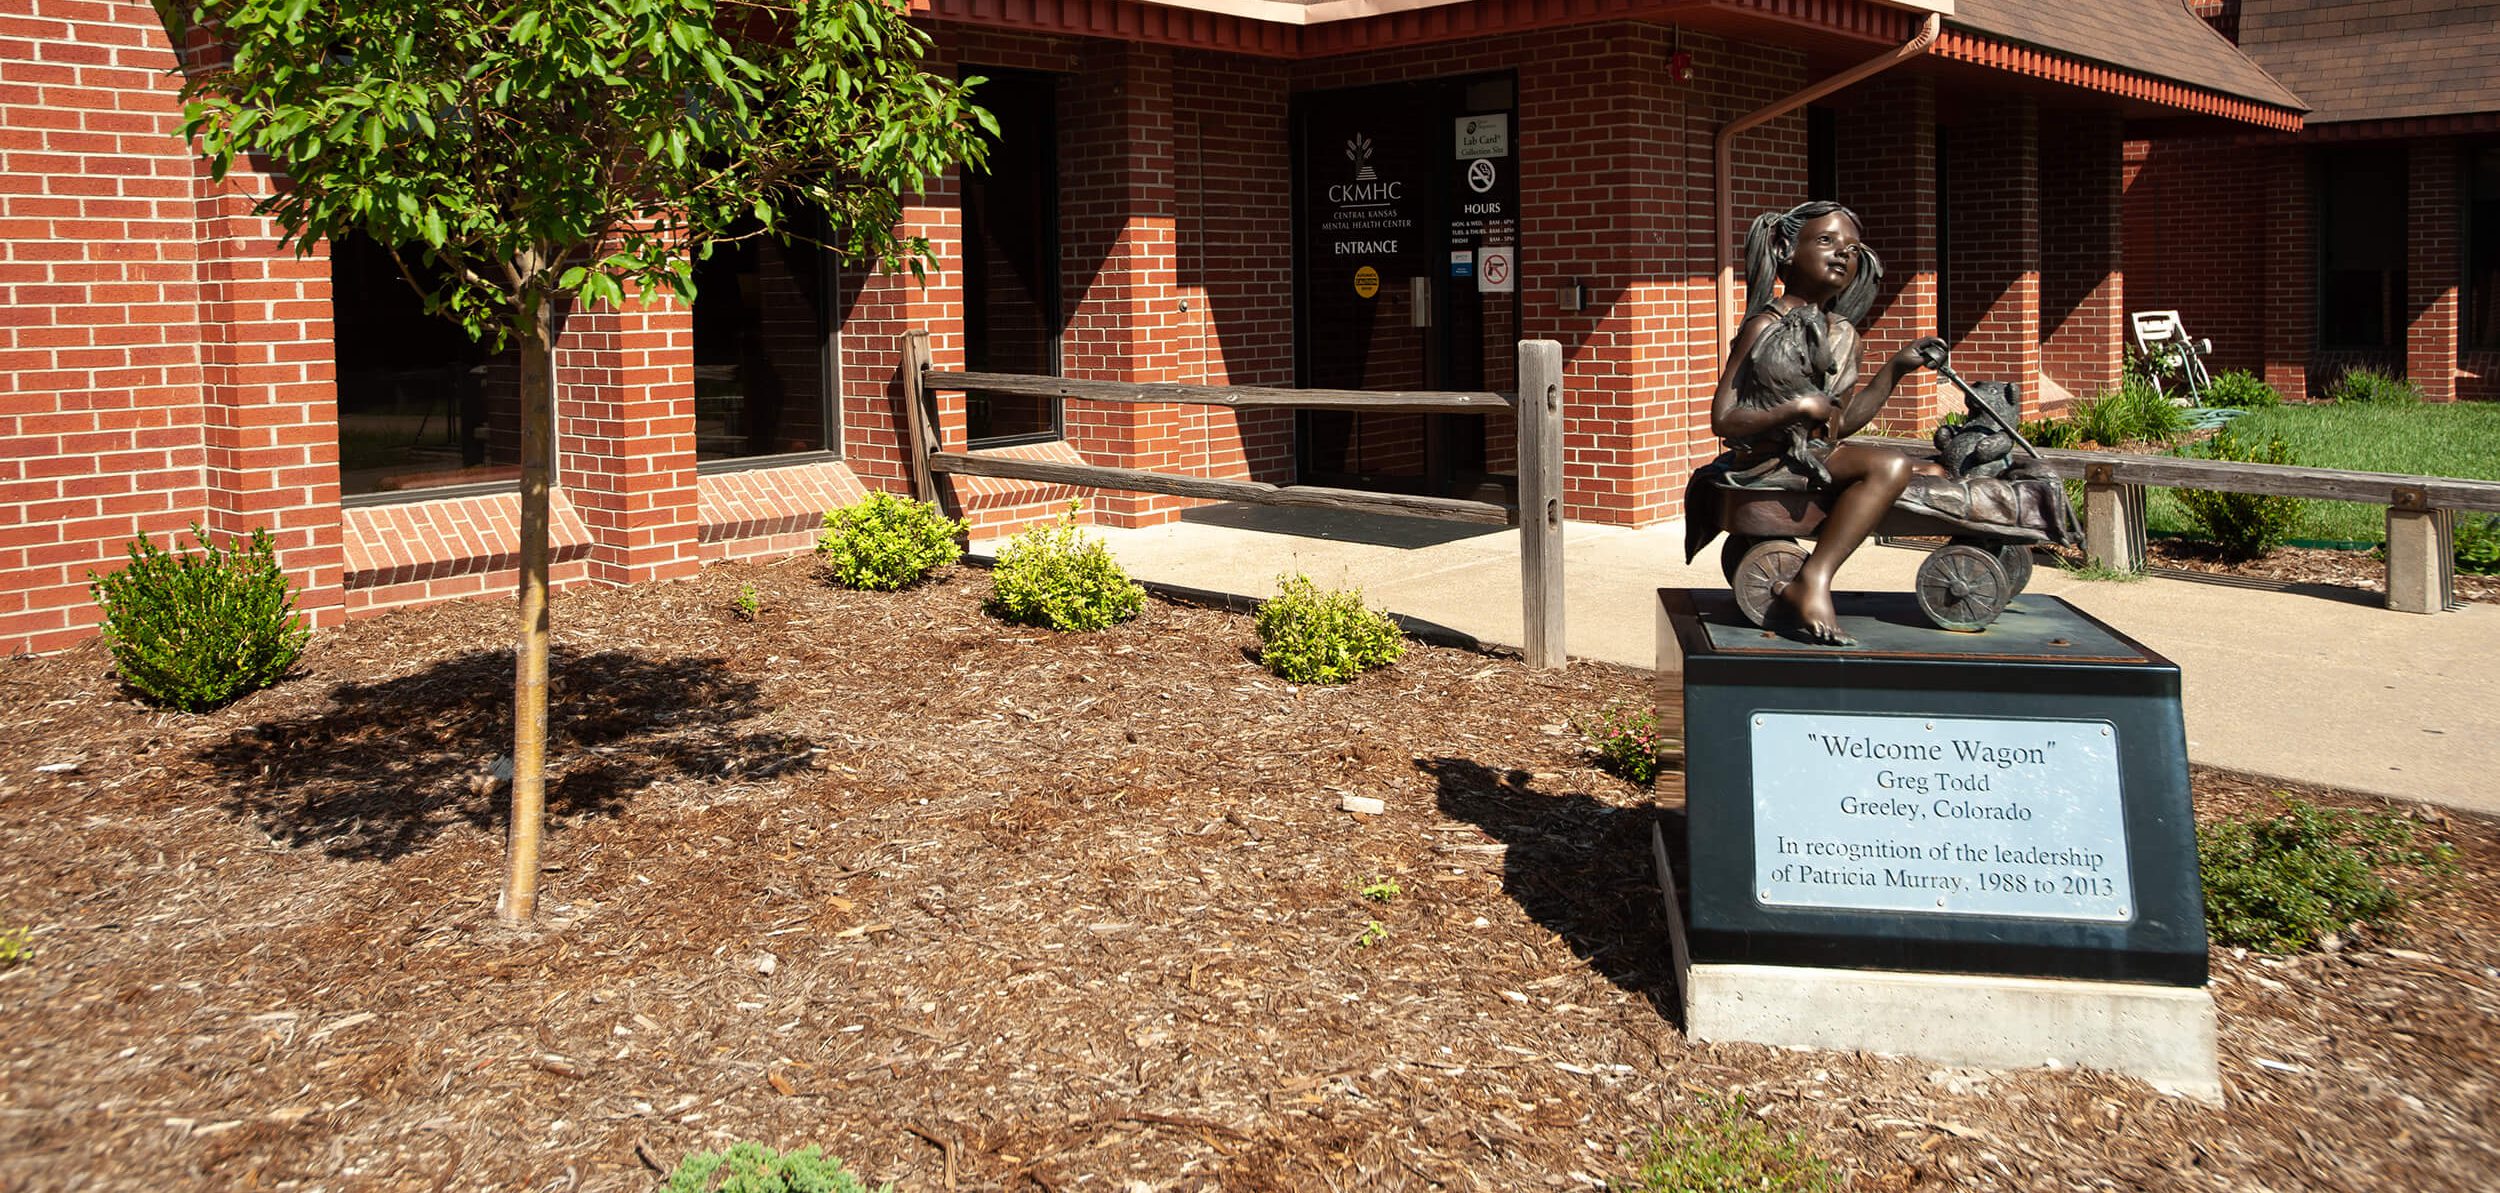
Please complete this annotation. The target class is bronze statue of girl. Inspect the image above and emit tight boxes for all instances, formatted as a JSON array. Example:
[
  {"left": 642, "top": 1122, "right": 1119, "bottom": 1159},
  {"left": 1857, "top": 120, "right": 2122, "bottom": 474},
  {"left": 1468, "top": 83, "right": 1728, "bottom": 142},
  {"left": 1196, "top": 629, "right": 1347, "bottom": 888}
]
[{"left": 1703, "top": 200, "right": 1943, "bottom": 646}]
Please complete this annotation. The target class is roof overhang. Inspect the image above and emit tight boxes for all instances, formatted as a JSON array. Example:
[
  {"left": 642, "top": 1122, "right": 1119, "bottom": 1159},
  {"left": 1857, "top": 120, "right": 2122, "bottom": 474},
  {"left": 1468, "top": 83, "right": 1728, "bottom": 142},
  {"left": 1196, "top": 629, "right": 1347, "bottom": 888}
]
[
  {"left": 1931, "top": 28, "right": 2301, "bottom": 133},
  {"left": 909, "top": 0, "right": 2299, "bottom": 131}
]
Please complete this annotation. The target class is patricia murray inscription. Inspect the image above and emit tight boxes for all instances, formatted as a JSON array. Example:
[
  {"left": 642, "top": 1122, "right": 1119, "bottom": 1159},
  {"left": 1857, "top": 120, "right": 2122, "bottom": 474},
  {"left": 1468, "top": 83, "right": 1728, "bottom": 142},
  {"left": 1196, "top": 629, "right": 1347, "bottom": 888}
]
[{"left": 1751, "top": 711, "right": 2134, "bottom": 921}]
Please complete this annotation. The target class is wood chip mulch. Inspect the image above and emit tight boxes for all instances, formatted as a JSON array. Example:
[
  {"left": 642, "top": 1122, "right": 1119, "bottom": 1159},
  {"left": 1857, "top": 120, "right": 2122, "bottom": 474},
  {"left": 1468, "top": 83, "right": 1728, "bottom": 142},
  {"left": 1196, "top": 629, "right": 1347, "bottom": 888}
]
[{"left": 3, "top": 555, "right": 2496, "bottom": 1191}]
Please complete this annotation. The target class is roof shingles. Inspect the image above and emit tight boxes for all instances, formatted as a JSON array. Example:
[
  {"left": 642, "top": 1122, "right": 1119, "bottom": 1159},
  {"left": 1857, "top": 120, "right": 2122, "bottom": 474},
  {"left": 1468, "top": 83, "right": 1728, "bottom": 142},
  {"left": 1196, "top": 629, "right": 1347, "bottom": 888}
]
[
  {"left": 1945, "top": 0, "right": 2307, "bottom": 112},
  {"left": 2235, "top": 0, "right": 2500, "bottom": 124}
]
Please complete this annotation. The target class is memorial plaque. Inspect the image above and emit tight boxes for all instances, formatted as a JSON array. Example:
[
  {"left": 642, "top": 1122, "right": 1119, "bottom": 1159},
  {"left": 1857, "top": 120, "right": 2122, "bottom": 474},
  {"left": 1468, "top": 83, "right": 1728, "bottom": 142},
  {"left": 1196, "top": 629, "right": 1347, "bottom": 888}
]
[
  {"left": 1750, "top": 711, "right": 2133, "bottom": 921},
  {"left": 1662, "top": 588, "right": 2208, "bottom": 986}
]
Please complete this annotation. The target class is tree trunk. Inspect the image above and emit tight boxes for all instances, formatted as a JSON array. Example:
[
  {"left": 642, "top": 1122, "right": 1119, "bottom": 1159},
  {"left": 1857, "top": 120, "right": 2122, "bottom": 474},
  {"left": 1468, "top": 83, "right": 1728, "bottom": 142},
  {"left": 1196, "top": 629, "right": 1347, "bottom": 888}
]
[{"left": 500, "top": 293, "right": 555, "bottom": 925}]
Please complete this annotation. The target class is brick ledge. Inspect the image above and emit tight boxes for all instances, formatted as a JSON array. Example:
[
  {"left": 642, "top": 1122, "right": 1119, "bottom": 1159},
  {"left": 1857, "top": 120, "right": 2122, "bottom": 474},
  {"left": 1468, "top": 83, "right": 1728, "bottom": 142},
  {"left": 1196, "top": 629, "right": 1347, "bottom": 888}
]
[{"left": 341, "top": 491, "right": 594, "bottom": 590}]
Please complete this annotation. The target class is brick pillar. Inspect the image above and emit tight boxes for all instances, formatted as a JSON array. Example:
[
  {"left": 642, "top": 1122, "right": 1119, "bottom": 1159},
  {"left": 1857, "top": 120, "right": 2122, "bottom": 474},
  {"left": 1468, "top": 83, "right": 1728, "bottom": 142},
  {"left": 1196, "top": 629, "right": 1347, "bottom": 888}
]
[
  {"left": 1528, "top": 24, "right": 1693, "bottom": 526},
  {"left": 1942, "top": 98, "right": 2041, "bottom": 410},
  {"left": 2039, "top": 108, "right": 2124, "bottom": 407},
  {"left": 1836, "top": 74, "right": 1941, "bottom": 434},
  {"left": 2261, "top": 146, "right": 2313, "bottom": 401},
  {"left": 1059, "top": 42, "right": 1182, "bottom": 527},
  {"left": 193, "top": 166, "right": 347, "bottom": 628},
  {"left": 557, "top": 284, "right": 701, "bottom": 584},
  {"left": 2406, "top": 139, "right": 2461, "bottom": 402},
  {"left": 838, "top": 46, "right": 963, "bottom": 497}
]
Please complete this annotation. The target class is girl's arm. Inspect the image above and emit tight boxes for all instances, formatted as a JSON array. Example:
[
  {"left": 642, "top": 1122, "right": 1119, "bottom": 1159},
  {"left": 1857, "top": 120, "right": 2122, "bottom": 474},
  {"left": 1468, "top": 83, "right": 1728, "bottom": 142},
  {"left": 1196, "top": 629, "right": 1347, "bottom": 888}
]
[
  {"left": 1711, "top": 312, "right": 1832, "bottom": 440},
  {"left": 1830, "top": 335, "right": 1945, "bottom": 439}
]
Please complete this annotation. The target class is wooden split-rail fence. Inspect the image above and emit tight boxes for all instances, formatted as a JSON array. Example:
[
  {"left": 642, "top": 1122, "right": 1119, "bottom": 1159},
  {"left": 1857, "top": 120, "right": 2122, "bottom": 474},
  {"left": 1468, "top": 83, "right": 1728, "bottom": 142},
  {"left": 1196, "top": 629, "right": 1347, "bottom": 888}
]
[{"left": 898, "top": 330, "right": 1570, "bottom": 668}]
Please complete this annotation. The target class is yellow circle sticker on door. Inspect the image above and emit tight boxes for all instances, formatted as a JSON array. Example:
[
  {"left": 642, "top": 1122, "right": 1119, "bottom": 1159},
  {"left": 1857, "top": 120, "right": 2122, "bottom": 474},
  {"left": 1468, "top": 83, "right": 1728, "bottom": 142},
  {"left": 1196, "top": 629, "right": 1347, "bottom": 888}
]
[{"left": 1352, "top": 265, "right": 1380, "bottom": 298}]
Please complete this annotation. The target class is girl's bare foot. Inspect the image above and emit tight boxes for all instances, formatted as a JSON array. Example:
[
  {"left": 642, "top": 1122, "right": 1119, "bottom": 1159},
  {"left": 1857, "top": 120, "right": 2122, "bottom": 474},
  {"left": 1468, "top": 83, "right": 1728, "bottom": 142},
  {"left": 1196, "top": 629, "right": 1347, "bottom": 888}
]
[{"left": 1776, "top": 575, "right": 1856, "bottom": 646}]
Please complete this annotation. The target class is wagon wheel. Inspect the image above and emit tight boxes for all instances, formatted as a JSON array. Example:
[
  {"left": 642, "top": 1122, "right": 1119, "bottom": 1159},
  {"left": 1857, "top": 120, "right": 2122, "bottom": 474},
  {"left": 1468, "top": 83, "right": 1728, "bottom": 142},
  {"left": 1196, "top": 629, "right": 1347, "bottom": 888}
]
[
  {"left": 1950, "top": 536, "right": 2034, "bottom": 595},
  {"left": 1997, "top": 543, "right": 2035, "bottom": 595},
  {"left": 1916, "top": 544, "right": 2011, "bottom": 631},
  {"left": 1732, "top": 539, "right": 1811, "bottom": 628},
  {"left": 1719, "top": 535, "right": 1769, "bottom": 584}
]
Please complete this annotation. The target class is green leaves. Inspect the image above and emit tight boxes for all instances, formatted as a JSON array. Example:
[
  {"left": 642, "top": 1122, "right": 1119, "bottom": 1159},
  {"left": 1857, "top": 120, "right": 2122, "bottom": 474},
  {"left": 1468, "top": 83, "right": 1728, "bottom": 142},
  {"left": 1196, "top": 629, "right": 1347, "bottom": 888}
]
[{"left": 176, "top": 0, "right": 992, "bottom": 334}]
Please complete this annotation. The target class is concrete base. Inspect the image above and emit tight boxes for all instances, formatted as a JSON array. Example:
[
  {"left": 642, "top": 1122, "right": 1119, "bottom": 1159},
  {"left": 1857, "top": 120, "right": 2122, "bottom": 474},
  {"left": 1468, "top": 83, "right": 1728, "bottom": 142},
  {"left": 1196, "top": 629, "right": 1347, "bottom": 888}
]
[{"left": 1653, "top": 825, "right": 2222, "bottom": 1102}]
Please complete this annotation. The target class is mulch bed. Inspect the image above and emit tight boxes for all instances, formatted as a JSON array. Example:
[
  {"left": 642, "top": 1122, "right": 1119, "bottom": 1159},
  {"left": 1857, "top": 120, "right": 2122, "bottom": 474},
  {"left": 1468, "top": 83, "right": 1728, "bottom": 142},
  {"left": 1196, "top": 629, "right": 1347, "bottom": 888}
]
[{"left": 4, "top": 556, "right": 2497, "bottom": 1191}]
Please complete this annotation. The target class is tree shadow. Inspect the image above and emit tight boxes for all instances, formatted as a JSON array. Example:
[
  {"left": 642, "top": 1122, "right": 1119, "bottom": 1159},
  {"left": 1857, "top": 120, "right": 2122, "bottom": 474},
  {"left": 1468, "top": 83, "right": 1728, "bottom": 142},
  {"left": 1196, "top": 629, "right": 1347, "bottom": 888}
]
[
  {"left": 204, "top": 647, "right": 815, "bottom": 862},
  {"left": 1420, "top": 756, "right": 1686, "bottom": 1025}
]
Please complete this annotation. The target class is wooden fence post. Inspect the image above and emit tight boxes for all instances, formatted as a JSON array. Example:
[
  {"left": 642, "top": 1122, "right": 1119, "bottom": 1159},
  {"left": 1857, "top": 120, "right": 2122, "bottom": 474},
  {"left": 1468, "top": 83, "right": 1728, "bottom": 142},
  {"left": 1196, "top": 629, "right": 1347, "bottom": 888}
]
[
  {"left": 900, "top": 329, "right": 938, "bottom": 504},
  {"left": 1517, "top": 339, "right": 1565, "bottom": 670},
  {"left": 2082, "top": 464, "right": 2145, "bottom": 574},
  {"left": 2385, "top": 491, "right": 2453, "bottom": 614}
]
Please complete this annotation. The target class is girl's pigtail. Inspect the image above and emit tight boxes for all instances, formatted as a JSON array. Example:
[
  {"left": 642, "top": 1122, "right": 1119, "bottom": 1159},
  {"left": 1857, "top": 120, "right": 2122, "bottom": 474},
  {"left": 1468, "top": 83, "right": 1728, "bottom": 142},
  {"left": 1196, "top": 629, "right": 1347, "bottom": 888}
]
[{"left": 1741, "top": 209, "right": 1787, "bottom": 317}]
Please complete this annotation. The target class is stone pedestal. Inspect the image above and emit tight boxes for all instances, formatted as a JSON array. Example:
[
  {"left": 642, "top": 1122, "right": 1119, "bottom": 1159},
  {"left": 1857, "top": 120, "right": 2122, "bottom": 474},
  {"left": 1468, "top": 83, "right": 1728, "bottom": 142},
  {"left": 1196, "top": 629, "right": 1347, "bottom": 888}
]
[{"left": 1656, "top": 588, "right": 2218, "bottom": 1098}]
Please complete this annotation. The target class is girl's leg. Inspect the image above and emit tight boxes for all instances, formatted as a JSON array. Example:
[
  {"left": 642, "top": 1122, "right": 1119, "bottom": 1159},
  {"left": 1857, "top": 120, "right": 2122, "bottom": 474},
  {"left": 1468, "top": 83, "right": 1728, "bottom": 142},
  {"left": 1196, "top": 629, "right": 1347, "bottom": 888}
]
[{"left": 1779, "top": 442, "right": 1912, "bottom": 645}]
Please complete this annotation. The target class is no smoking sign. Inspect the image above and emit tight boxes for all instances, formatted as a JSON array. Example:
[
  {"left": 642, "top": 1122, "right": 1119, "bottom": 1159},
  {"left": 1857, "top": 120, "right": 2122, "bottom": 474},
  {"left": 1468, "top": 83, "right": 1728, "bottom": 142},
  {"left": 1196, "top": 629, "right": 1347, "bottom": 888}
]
[{"left": 1476, "top": 245, "right": 1515, "bottom": 293}]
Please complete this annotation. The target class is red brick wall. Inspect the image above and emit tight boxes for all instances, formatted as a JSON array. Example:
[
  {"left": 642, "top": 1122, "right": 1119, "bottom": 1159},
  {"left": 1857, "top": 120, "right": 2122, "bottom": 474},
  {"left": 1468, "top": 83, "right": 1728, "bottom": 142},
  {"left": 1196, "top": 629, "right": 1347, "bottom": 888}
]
[
  {"left": 2122, "top": 137, "right": 2271, "bottom": 382},
  {"left": 2407, "top": 140, "right": 2461, "bottom": 402},
  {"left": 1835, "top": 74, "right": 1941, "bottom": 434},
  {"left": 2039, "top": 108, "right": 2124, "bottom": 405},
  {"left": 1941, "top": 99, "right": 2040, "bottom": 405},
  {"left": 1173, "top": 53, "right": 1294, "bottom": 483},
  {"left": 2257, "top": 145, "right": 2314, "bottom": 401},
  {"left": 0, "top": 0, "right": 350, "bottom": 655}
]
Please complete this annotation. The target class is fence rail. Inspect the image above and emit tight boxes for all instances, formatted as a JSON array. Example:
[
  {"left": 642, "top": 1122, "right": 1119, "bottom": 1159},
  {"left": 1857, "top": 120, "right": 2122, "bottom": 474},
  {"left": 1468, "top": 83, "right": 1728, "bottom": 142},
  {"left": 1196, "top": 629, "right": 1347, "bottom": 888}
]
[
  {"left": 1870, "top": 435, "right": 2500, "bottom": 613},
  {"left": 902, "top": 331, "right": 1570, "bottom": 666}
]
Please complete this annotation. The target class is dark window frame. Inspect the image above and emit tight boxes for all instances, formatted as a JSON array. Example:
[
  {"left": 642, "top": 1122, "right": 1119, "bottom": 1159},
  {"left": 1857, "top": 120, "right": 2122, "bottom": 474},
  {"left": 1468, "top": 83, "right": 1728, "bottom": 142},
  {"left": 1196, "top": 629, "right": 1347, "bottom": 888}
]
[
  {"left": 960, "top": 65, "right": 1064, "bottom": 449},
  {"left": 332, "top": 231, "right": 539, "bottom": 508},
  {"left": 692, "top": 212, "right": 846, "bottom": 474},
  {"left": 2466, "top": 141, "right": 2500, "bottom": 354},
  {"left": 2313, "top": 145, "right": 2411, "bottom": 353}
]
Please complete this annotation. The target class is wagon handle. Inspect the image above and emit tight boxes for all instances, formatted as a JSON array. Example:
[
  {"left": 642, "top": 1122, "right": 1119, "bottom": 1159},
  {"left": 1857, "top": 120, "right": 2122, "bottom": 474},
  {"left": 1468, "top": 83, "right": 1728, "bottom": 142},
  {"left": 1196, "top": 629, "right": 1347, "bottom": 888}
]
[{"left": 1915, "top": 341, "right": 2041, "bottom": 463}]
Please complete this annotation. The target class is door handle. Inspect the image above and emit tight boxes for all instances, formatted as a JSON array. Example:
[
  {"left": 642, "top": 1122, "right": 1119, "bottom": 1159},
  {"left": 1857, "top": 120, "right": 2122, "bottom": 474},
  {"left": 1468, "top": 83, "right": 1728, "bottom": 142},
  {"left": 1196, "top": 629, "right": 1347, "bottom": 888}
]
[{"left": 1410, "top": 276, "right": 1431, "bottom": 328}]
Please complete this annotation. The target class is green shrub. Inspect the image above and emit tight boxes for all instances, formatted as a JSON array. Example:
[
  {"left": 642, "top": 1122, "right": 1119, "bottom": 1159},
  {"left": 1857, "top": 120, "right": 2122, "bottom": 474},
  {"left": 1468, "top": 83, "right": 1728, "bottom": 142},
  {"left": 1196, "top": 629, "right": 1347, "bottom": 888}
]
[
  {"left": 2020, "top": 416, "right": 2081, "bottom": 450},
  {"left": 1254, "top": 573, "right": 1405, "bottom": 684},
  {"left": 2122, "top": 381, "right": 2193, "bottom": 442},
  {"left": 665, "top": 1142, "right": 891, "bottom": 1193},
  {"left": 2200, "top": 369, "right": 2282, "bottom": 409},
  {"left": 2455, "top": 514, "right": 2500, "bottom": 575},
  {"left": 1579, "top": 702, "right": 1674, "bottom": 785},
  {"left": 87, "top": 524, "right": 309, "bottom": 712},
  {"left": 2174, "top": 426, "right": 2304, "bottom": 559},
  {"left": 2326, "top": 366, "right": 2424, "bottom": 405},
  {"left": 2124, "top": 343, "right": 2182, "bottom": 391},
  {"left": 986, "top": 501, "right": 1145, "bottom": 632},
  {"left": 1622, "top": 1097, "right": 1839, "bottom": 1193},
  {"left": 2068, "top": 382, "right": 2187, "bottom": 447},
  {"left": 2199, "top": 797, "right": 2453, "bottom": 953},
  {"left": 818, "top": 491, "right": 963, "bottom": 591},
  {"left": 0, "top": 924, "right": 30, "bottom": 969}
]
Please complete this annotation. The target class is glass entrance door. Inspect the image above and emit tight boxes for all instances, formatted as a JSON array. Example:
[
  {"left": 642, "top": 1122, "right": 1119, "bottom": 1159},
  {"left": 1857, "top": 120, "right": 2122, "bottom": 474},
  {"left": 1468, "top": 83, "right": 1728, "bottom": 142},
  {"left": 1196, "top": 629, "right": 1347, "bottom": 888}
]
[{"left": 1293, "top": 74, "right": 1518, "bottom": 500}]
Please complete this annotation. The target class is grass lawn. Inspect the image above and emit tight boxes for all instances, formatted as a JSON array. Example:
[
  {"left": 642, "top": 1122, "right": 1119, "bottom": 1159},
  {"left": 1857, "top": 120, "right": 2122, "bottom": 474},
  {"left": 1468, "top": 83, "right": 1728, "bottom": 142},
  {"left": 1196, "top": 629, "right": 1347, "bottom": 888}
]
[{"left": 2147, "top": 401, "right": 2500, "bottom": 545}]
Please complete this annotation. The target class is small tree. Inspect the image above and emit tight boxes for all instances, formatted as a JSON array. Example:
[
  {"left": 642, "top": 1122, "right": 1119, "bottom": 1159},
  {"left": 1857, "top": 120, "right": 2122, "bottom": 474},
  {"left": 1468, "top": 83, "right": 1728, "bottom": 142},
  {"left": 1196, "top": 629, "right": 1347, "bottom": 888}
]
[{"left": 176, "top": 0, "right": 992, "bottom": 923}]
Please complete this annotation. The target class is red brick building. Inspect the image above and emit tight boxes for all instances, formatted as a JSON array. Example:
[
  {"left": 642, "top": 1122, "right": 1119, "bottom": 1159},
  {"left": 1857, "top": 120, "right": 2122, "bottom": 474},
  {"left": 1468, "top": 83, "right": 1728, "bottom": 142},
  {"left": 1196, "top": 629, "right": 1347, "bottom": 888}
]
[
  {"left": 2127, "top": 0, "right": 2500, "bottom": 403},
  {"left": 3, "top": 0, "right": 2301, "bottom": 656}
]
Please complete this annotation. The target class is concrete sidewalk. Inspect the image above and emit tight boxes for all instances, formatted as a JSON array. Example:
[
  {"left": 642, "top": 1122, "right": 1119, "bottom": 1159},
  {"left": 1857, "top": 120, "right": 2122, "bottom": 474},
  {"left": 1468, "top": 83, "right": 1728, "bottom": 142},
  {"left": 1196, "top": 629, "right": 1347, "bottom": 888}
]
[{"left": 988, "top": 504, "right": 2500, "bottom": 816}]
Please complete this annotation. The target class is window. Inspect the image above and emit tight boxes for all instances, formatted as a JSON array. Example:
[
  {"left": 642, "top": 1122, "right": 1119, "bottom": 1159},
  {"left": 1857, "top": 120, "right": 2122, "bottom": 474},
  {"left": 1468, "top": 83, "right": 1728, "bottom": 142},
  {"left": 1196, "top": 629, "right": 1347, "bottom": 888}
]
[
  {"left": 2469, "top": 145, "right": 2500, "bottom": 353},
  {"left": 960, "top": 68, "right": 1060, "bottom": 446},
  {"left": 690, "top": 219, "right": 837, "bottom": 463},
  {"left": 1807, "top": 105, "right": 1837, "bottom": 202},
  {"left": 2316, "top": 147, "right": 2408, "bottom": 350},
  {"left": 332, "top": 233, "right": 524, "bottom": 499}
]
